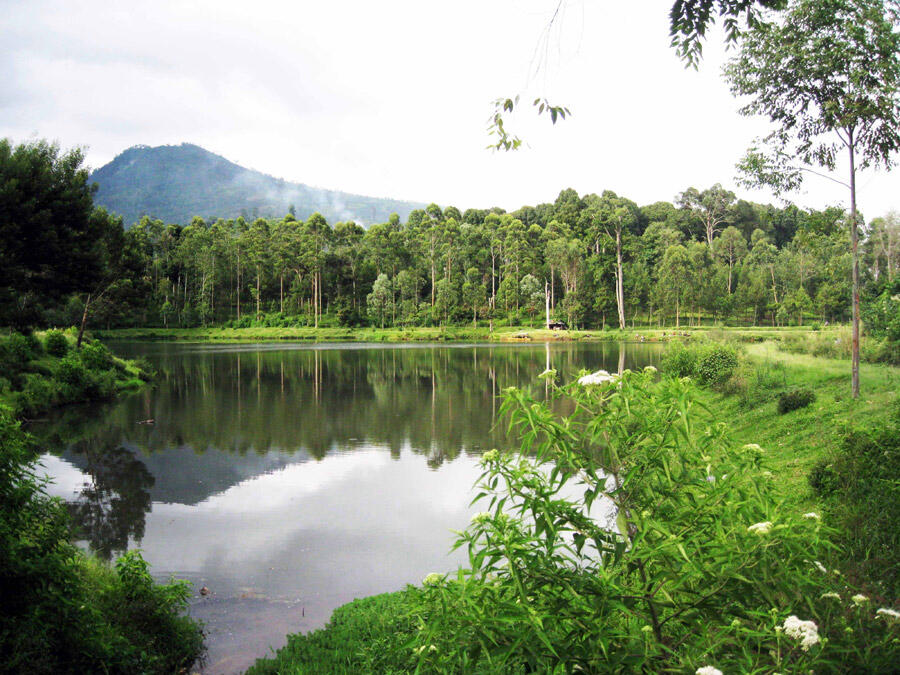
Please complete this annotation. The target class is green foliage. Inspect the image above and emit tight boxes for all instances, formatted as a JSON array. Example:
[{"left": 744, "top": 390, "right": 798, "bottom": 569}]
[
  {"left": 247, "top": 592, "right": 418, "bottom": 674},
  {"left": 78, "top": 341, "right": 115, "bottom": 372},
  {"left": 810, "top": 407, "right": 900, "bottom": 597},
  {"left": 43, "top": 329, "right": 70, "bottom": 357},
  {"left": 6, "top": 332, "right": 42, "bottom": 362},
  {"left": 661, "top": 340, "right": 740, "bottom": 387},
  {"left": 696, "top": 342, "right": 740, "bottom": 385},
  {"left": 403, "top": 372, "right": 898, "bottom": 672},
  {"left": 0, "top": 410, "right": 203, "bottom": 673},
  {"left": 778, "top": 388, "right": 816, "bottom": 414},
  {"left": 0, "top": 331, "right": 147, "bottom": 418},
  {"left": 659, "top": 340, "right": 699, "bottom": 376}
]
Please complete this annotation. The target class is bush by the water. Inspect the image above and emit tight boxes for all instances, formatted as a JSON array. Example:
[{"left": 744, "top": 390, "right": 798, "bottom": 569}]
[
  {"left": 778, "top": 388, "right": 816, "bottom": 414},
  {"left": 810, "top": 404, "right": 900, "bottom": 597},
  {"left": 661, "top": 340, "right": 740, "bottom": 387},
  {"left": 0, "top": 331, "right": 148, "bottom": 418},
  {"left": 43, "top": 329, "right": 69, "bottom": 357},
  {"left": 0, "top": 410, "right": 203, "bottom": 673},
  {"left": 251, "top": 371, "right": 900, "bottom": 673}
]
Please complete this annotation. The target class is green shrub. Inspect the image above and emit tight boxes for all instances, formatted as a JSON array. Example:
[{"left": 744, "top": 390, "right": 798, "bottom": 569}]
[
  {"left": 778, "top": 388, "right": 816, "bottom": 414},
  {"left": 405, "top": 373, "right": 899, "bottom": 673},
  {"left": 44, "top": 329, "right": 70, "bottom": 357},
  {"left": 811, "top": 409, "right": 900, "bottom": 597},
  {"left": 7, "top": 332, "right": 43, "bottom": 362},
  {"left": 0, "top": 410, "right": 204, "bottom": 673},
  {"left": 11, "top": 374, "right": 62, "bottom": 418},
  {"left": 79, "top": 341, "right": 114, "bottom": 371},
  {"left": 247, "top": 592, "right": 417, "bottom": 674},
  {"left": 696, "top": 343, "right": 739, "bottom": 386},
  {"left": 659, "top": 340, "right": 698, "bottom": 376},
  {"left": 55, "top": 354, "right": 89, "bottom": 388}
]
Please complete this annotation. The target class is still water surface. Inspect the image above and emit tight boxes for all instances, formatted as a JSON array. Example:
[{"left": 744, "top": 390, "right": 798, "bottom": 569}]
[{"left": 35, "top": 341, "right": 660, "bottom": 674}]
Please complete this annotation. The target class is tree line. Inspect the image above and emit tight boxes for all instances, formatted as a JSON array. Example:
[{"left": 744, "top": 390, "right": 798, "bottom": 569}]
[{"left": 3, "top": 139, "right": 899, "bottom": 333}]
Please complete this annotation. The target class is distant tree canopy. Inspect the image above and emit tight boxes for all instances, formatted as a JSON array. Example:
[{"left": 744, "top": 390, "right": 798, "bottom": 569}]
[
  {"left": 2, "top": 137, "right": 897, "bottom": 336},
  {"left": 0, "top": 140, "right": 109, "bottom": 328}
]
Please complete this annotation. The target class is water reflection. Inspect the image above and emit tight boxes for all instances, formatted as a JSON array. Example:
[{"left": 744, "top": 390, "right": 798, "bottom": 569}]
[{"left": 34, "top": 341, "right": 660, "bottom": 673}]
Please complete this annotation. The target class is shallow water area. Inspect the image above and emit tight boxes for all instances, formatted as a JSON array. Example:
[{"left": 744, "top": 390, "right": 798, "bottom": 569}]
[{"left": 34, "top": 340, "right": 660, "bottom": 674}]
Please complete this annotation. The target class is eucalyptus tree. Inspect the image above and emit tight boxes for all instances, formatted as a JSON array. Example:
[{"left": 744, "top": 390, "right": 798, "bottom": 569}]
[
  {"left": 302, "top": 213, "right": 330, "bottom": 327},
  {"left": 869, "top": 212, "right": 899, "bottom": 281},
  {"left": 677, "top": 184, "right": 736, "bottom": 248},
  {"left": 725, "top": 0, "right": 900, "bottom": 396},
  {"left": 658, "top": 244, "right": 692, "bottom": 327},
  {"left": 595, "top": 191, "right": 640, "bottom": 329},
  {"left": 246, "top": 218, "right": 271, "bottom": 319},
  {"left": 463, "top": 267, "right": 487, "bottom": 327},
  {"left": 714, "top": 225, "right": 748, "bottom": 293},
  {"left": 333, "top": 220, "right": 366, "bottom": 307}
]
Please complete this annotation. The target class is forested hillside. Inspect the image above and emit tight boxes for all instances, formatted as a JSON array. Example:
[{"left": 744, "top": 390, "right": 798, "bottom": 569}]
[{"left": 90, "top": 144, "right": 425, "bottom": 226}]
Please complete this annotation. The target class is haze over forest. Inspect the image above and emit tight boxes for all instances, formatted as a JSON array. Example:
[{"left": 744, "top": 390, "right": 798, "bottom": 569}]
[{"left": 90, "top": 144, "right": 425, "bottom": 227}]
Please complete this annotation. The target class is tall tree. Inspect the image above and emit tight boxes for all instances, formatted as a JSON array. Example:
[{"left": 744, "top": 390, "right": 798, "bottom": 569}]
[
  {"left": 724, "top": 0, "right": 900, "bottom": 397},
  {"left": 0, "top": 140, "right": 104, "bottom": 328},
  {"left": 677, "top": 184, "right": 736, "bottom": 248}
]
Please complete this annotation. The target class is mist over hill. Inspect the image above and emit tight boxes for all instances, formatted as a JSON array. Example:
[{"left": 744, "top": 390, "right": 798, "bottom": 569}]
[{"left": 89, "top": 143, "right": 425, "bottom": 226}]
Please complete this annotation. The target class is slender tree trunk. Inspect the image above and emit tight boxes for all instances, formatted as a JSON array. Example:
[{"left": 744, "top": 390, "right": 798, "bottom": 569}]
[
  {"left": 280, "top": 273, "right": 284, "bottom": 314},
  {"left": 615, "top": 228, "right": 625, "bottom": 330},
  {"left": 77, "top": 293, "right": 91, "bottom": 349},
  {"left": 849, "top": 137, "right": 860, "bottom": 399}
]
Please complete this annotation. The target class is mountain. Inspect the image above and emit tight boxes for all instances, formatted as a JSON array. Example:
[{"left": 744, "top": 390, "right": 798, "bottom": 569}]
[{"left": 89, "top": 143, "right": 426, "bottom": 226}]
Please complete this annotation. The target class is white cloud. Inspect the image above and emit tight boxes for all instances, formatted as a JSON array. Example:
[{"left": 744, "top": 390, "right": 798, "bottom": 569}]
[{"left": 2, "top": 0, "right": 896, "bottom": 216}]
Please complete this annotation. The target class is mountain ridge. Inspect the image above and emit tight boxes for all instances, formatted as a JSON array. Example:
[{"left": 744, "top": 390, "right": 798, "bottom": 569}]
[{"left": 89, "top": 143, "right": 426, "bottom": 226}]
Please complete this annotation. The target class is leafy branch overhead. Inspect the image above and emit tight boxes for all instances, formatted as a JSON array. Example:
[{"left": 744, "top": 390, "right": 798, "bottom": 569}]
[
  {"left": 488, "top": 0, "right": 790, "bottom": 151},
  {"left": 487, "top": 96, "right": 570, "bottom": 152}
]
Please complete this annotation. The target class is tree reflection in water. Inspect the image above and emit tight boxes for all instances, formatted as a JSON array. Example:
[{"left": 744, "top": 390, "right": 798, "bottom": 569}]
[{"left": 34, "top": 342, "right": 661, "bottom": 560}]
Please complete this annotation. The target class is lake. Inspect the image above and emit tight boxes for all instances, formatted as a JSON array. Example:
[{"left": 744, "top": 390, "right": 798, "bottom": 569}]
[{"left": 34, "top": 341, "right": 661, "bottom": 674}]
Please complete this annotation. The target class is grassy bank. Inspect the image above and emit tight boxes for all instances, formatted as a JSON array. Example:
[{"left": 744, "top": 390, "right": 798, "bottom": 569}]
[
  {"left": 695, "top": 342, "right": 898, "bottom": 504},
  {"left": 0, "top": 329, "right": 153, "bottom": 419},
  {"left": 246, "top": 341, "right": 899, "bottom": 674},
  {"left": 94, "top": 323, "right": 839, "bottom": 344}
]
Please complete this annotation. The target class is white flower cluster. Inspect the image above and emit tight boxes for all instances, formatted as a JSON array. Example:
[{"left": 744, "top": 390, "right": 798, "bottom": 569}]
[
  {"left": 820, "top": 592, "right": 841, "bottom": 600},
  {"left": 802, "top": 512, "right": 820, "bottom": 520},
  {"left": 852, "top": 594, "right": 869, "bottom": 605},
  {"left": 695, "top": 667, "right": 723, "bottom": 675},
  {"left": 782, "top": 615, "right": 820, "bottom": 651},
  {"left": 422, "top": 573, "right": 444, "bottom": 587},
  {"left": 577, "top": 370, "right": 618, "bottom": 386},
  {"left": 748, "top": 521, "right": 772, "bottom": 535},
  {"left": 876, "top": 608, "right": 900, "bottom": 620},
  {"left": 481, "top": 449, "right": 499, "bottom": 463}
]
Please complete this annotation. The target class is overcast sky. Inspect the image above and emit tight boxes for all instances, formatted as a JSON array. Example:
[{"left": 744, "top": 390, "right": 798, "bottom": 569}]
[{"left": 3, "top": 0, "right": 897, "bottom": 218}]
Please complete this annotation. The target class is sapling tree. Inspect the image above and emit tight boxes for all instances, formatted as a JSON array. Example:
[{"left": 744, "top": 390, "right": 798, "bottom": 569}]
[{"left": 724, "top": 0, "right": 900, "bottom": 397}]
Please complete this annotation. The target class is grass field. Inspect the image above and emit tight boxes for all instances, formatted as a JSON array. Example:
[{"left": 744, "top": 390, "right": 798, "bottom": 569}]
[
  {"left": 93, "top": 323, "right": 838, "bottom": 344},
  {"left": 696, "top": 341, "right": 898, "bottom": 507}
]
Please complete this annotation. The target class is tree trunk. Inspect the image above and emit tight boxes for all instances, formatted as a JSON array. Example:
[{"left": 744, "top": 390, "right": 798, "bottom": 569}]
[
  {"left": 77, "top": 293, "right": 91, "bottom": 349},
  {"left": 849, "top": 136, "right": 860, "bottom": 399},
  {"left": 615, "top": 228, "right": 625, "bottom": 330}
]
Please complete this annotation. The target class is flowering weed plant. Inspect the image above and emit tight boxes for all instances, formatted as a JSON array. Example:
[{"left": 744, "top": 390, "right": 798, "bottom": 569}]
[{"left": 409, "top": 369, "right": 899, "bottom": 672}]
